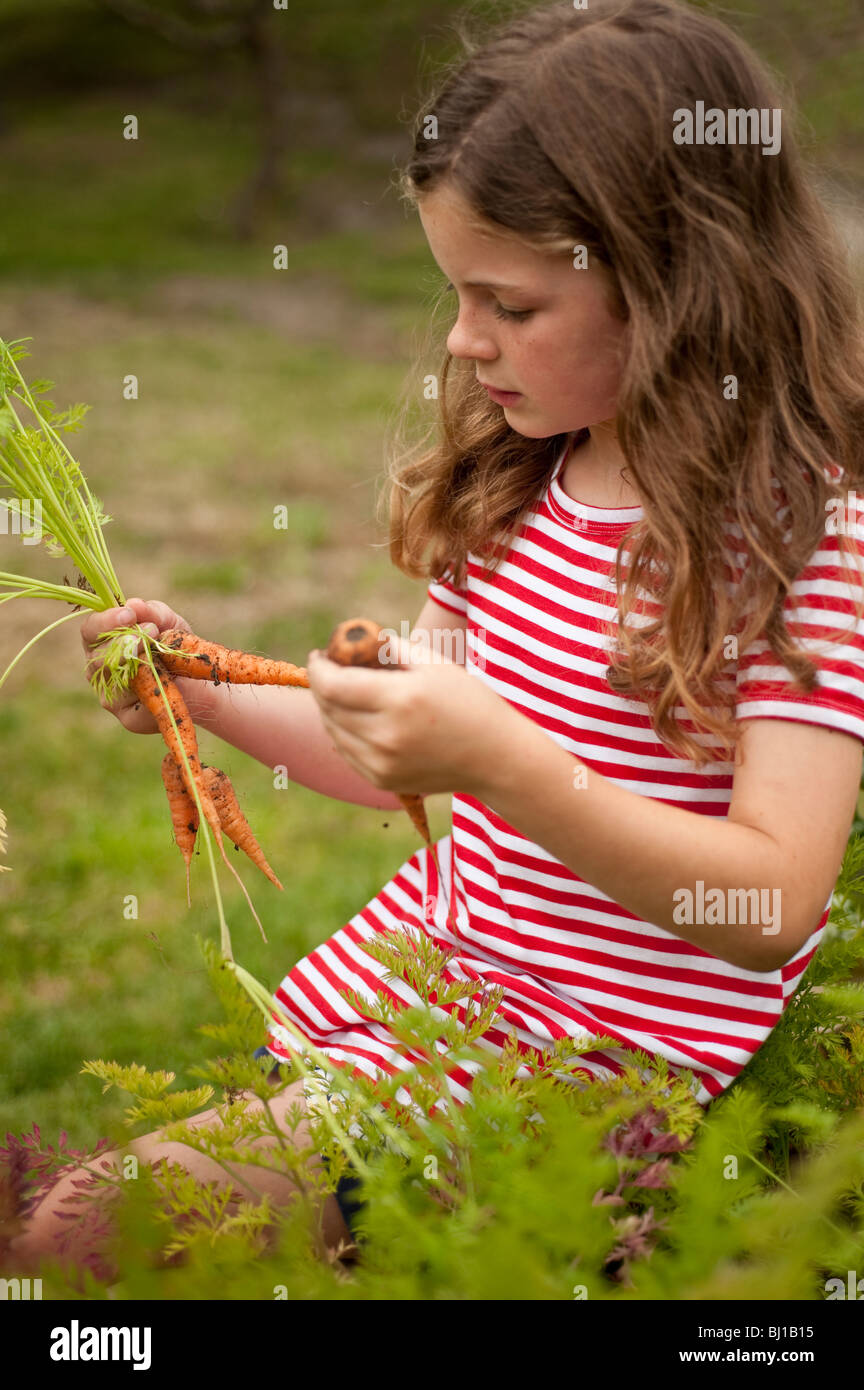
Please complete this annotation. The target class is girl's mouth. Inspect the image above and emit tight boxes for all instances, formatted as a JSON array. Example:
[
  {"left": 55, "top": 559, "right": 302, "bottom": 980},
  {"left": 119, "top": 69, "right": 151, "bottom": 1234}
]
[{"left": 481, "top": 384, "right": 522, "bottom": 405}]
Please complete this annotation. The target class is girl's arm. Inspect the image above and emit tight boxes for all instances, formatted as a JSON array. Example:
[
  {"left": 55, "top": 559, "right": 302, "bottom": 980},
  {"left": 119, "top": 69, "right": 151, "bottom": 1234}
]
[
  {"left": 462, "top": 700, "right": 862, "bottom": 973},
  {"left": 182, "top": 679, "right": 403, "bottom": 811}
]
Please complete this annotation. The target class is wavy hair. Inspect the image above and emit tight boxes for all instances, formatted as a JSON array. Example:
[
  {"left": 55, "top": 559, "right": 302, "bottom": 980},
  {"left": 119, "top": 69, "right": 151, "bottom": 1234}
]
[{"left": 379, "top": 0, "right": 864, "bottom": 767}]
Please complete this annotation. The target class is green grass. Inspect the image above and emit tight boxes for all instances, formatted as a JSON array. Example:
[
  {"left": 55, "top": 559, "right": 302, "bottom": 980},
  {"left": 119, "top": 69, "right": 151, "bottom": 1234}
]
[{"left": 0, "top": 108, "right": 426, "bottom": 288}]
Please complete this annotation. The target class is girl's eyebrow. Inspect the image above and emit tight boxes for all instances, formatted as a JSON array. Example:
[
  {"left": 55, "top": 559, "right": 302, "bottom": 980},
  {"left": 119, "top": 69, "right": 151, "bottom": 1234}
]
[{"left": 445, "top": 276, "right": 527, "bottom": 291}]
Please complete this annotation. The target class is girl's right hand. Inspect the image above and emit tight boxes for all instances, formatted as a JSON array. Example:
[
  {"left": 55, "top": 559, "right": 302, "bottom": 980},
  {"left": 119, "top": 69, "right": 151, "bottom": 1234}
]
[{"left": 80, "top": 596, "right": 193, "bottom": 734}]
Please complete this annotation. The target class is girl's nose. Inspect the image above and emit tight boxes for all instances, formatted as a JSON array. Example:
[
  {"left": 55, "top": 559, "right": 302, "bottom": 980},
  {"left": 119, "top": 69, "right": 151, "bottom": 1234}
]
[
  {"left": 446, "top": 316, "right": 497, "bottom": 362},
  {"left": 450, "top": 307, "right": 497, "bottom": 364}
]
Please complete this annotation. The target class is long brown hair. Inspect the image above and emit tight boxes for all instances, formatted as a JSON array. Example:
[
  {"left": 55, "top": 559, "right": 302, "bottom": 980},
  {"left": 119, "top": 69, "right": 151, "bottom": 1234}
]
[{"left": 380, "top": 0, "right": 864, "bottom": 768}]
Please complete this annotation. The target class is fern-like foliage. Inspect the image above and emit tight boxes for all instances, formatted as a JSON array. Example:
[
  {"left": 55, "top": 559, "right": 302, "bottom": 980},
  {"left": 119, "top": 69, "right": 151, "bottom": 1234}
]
[{"left": 2, "top": 839, "right": 864, "bottom": 1300}]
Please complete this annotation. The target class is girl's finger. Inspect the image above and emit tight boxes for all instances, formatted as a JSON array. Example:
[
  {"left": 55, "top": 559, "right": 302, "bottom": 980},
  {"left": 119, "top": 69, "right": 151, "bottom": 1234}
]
[
  {"left": 123, "top": 596, "right": 188, "bottom": 634},
  {"left": 308, "top": 658, "right": 390, "bottom": 712},
  {"left": 80, "top": 606, "right": 133, "bottom": 647},
  {"left": 321, "top": 706, "right": 376, "bottom": 740},
  {"left": 144, "top": 598, "right": 187, "bottom": 631}
]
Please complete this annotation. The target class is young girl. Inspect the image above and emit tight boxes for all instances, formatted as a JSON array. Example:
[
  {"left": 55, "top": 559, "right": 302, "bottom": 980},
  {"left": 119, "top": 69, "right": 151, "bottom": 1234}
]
[{"left": 16, "top": 0, "right": 864, "bottom": 1272}]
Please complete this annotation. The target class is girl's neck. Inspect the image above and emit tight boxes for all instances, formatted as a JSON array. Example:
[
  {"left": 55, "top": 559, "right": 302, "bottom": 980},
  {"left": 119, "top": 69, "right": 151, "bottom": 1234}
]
[{"left": 559, "top": 428, "right": 639, "bottom": 509}]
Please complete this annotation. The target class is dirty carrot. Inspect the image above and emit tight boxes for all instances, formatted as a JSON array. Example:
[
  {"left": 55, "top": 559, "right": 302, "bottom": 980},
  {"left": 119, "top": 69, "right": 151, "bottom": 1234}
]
[
  {"left": 325, "top": 615, "right": 465, "bottom": 945},
  {"left": 134, "top": 658, "right": 272, "bottom": 939},
  {"left": 160, "top": 751, "right": 198, "bottom": 908},
  {"left": 201, "top": 764, "right": 284, "bottom": 891},
  {"left": 155, "top": 629, "right": 309, "bottom": 687},
  {"left": 326, "top": 617, "right": 431, "bottom": 846},
  {"left": 130, "top": 658, "right": 223, "bottom": 843},
  {"left": 393, "top": 792, "right": 432, "bottom": 848},
  {"left": 326, "top": 619, "right": 386, "bottom": 668}
]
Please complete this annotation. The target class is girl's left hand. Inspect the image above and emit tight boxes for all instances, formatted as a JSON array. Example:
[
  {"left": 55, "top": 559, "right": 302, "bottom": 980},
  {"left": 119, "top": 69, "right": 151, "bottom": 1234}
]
[{"left": 306, "top": 637, "right": 507, "bottom": 797}]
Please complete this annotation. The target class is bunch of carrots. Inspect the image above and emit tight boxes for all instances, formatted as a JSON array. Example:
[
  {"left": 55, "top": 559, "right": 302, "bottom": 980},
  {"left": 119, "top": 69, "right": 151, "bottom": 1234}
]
[
  {"left": 125, "top": 619, "right": 434, "bottom": 937},
  {"left": 134, "top": 629, "right": 308, "bottom": 916},
  {"left": 0, "top": 333, "right": 455, "bottom": 1179},
  {"left": 0, "top": 336, "right": 436, "bottom": 932}
]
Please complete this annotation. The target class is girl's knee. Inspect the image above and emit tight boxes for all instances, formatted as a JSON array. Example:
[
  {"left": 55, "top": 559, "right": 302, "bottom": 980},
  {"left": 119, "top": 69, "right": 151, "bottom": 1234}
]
[
  {"left": 7, "top": 1158, "right": 122, "bottom": 1272},
  {"left": 6, "top": 1078, "right": 324, "bottom": 1274}
]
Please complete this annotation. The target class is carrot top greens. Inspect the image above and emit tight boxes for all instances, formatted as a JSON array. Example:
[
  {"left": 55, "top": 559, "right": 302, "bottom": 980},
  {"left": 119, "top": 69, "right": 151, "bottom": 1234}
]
[
  {"left": 0, "top": 336, "right": 121, "bottom": 606},
  {"left": 0, "top": 335, "right": 152, "bottom": 703}
]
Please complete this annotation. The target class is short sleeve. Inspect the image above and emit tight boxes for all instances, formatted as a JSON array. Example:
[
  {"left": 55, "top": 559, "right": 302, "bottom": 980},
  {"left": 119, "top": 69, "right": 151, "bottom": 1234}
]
[
  {"left": 427, "top": 562, "right": 468, "bottom": 618},
  {"left": 735, "top": 524, "right": 864, "bottom": 746}
]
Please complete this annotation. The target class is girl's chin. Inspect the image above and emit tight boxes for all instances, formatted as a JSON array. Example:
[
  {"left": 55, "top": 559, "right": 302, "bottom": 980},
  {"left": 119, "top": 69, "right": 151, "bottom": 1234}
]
[
  {"left": 499, "top": 408, "right": 569, "bottom": 441},
  {"left": 506, "top": 424, "right": 563, "bottom": 441}
]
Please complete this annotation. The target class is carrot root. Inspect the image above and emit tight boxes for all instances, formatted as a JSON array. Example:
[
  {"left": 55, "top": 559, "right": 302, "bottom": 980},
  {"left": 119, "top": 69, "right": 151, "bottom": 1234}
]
[
  {"left": 201, "top": 764, "right": 284, "bottom": 892},
  {"left": 326, "top": 618, "right": 386, "bottom": 668},
  {"left": 399, "top": 792, "right": 431, "bottom": 846},
  {"left": 160, "top": 752, "right": 198, "bottom": 908},
  {"left": 135, "top": 659, "right": 272, "bottom": 938},
  {"left": 157, "top": 629, "right": 309, "bottom": 688},
  {"left": 325, "top": 617, "right": 431, "bottom": 846},
  {"left": 131, "top": 659, "right": 223, "bottom": 842},
  {"left": 325, "top": 615, "right": 462, "bottom": 938}
]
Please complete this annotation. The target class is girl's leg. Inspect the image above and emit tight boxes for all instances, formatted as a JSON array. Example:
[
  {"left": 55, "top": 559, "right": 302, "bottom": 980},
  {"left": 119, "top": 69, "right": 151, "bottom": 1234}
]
[{"left": 8, "top": 1074, "right": 357, "bottom": 1277}]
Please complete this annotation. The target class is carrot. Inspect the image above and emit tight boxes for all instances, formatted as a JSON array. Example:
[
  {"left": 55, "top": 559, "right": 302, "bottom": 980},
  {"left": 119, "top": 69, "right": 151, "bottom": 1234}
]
[
  {"left": 201, "top": 764, "right": 284, "bottom": 891},
  {"left": 326, "top": 619, "right": 386, "bottom": 668},
  {"left": 326, "top": 617, "right": 431, "bottom": 847},
  {"left": 160, "top": 752, "right": 198, "bottom": 908},
  {"left": 393, "top": 792, "right": 432, "bottom": 848},
  {"left": 325, "top": 615, "right": 466, "bottom": 948},
  {"left": 134, "top": 658, "right": 272, "bottom": 940},
  {"left": 130, "top": 658, "right": 223, "bottom": 844},
  {"left": 155, "top": 629, "right": 309, "bottom": 688}
]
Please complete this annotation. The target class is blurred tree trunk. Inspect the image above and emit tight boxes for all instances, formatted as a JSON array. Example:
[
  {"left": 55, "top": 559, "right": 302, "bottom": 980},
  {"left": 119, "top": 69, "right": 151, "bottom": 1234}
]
[
  {"left": 229, "top": 3, "right": 290, "bottom": 240},
  {"left": 94, "top": 0, "right": 290, "bottom": 240}
]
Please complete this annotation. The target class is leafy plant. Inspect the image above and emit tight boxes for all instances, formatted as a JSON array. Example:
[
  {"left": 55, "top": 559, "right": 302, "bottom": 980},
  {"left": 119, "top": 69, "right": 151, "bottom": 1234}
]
[{"left": 2, "top": 857, "right": 863, "bottom": 1302}]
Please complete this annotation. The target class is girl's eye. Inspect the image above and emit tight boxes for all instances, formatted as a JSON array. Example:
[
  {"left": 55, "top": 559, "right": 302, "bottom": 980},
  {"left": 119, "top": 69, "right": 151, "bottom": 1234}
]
[
  {"left": 492, "top": 302, "right": 532, "bottom": 322},
  {"left": 443, "top": 282, "right": 532, "bottom": 323}
]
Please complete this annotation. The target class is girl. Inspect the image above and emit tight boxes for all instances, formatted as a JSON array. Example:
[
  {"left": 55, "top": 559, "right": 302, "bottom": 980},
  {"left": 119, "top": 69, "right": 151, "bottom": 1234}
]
[{"left": 15, "top": 0, "right": 864, "bottom": 1274}]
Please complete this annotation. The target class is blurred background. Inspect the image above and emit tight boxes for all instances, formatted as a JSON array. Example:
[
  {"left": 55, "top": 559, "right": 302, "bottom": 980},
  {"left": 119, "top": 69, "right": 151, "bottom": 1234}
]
[{"left": 1, "top": 0, "right": 862, "bottom": 1145}]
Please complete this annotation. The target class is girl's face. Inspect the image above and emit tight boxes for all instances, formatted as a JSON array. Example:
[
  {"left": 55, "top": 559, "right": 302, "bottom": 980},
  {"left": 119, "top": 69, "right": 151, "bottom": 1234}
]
[{"left": 417, "top": 184, "right": 628, "bottom": 439}]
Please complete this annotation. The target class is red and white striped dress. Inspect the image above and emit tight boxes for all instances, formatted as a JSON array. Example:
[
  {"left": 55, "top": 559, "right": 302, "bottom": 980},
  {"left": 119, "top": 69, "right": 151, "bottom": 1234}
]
[{"left": 263, "top": 443, "right": 864, "bottom": 1108}]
